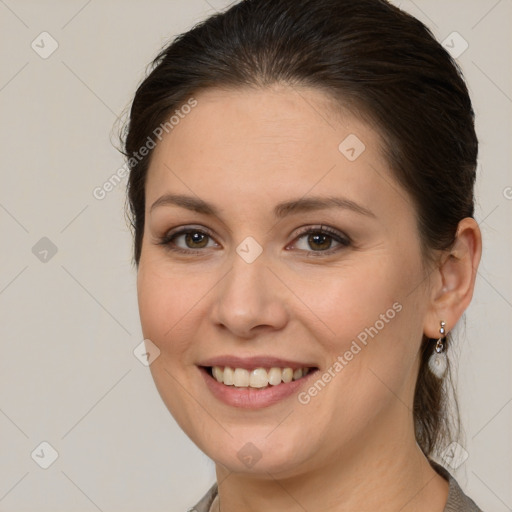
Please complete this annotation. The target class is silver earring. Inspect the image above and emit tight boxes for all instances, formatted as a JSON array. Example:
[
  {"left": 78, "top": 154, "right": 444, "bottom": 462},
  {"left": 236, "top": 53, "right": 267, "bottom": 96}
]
[{"left": 428, "top": 321, "right": 447, "bottom": 378}]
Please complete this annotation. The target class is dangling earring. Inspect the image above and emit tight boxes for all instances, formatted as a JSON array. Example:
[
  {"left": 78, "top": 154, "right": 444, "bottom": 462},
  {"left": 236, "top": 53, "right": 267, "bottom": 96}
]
[{"left": 428, "top": 320, "right": 447, "bottom": 378}]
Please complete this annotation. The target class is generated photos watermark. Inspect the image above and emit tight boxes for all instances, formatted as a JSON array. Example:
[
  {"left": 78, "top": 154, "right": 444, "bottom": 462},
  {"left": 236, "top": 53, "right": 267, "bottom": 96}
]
[
  {"left": 297, "top": 301, "right": 403, "bottom": 405},
  {"left": 93, "top": 97, "right": 198, "bottom": 200}
]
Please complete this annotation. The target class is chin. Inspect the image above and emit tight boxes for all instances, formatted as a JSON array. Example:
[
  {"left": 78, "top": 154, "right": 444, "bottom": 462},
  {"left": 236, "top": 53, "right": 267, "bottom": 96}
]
[
  {"left": 191, "top": 422, "right": 322, "bottom": 478},
  {"left": 148, "top": 357, "right": 332, "bottom": 476}
]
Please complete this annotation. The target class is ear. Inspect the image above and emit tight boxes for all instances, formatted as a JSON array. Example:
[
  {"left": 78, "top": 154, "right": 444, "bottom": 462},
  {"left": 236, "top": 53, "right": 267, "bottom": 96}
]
[{"left": 423, "top": 217, "right": 482, "bottom": 339}]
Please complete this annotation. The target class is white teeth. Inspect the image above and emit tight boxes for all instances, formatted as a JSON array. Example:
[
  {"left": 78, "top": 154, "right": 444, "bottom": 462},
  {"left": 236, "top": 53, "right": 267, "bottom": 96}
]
[
  {"left": 282, "top": 368, "right": 293, "bottom": 383},
  {"left": 212, "top": 366, "right": 223, "bottom": 382},
  {"left": 210, "top": 365, "right": 312, "bottom": 388},
  {"left": 233, "top": 368, "right": 250, "bottom": 387},
  {"left": 249, "top": 368, "right": 268, "bottom": 388},
  {"left": 223, "top": 366, "right": 234, "bottom": 385},
  {"left": 268, "top": 367, "right": 282, "bottom": 386}
]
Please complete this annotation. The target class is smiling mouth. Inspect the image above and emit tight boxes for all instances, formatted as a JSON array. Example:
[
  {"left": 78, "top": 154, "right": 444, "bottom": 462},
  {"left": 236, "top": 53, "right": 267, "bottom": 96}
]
[{"left": 204, "top": 365, "right": 318, "bottom": 389}]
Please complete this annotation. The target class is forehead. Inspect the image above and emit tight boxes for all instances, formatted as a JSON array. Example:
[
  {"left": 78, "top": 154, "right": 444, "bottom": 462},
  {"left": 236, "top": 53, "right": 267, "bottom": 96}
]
[
  {"left": 145, "top": 85, "right": 411, "bottom": 220},
  {"left": 151, "top": 84, "right": 378, "bottom": 163}
]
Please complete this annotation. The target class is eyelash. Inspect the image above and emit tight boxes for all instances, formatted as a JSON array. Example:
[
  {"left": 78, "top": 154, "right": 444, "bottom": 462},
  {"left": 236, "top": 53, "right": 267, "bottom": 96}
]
[{"left": 158, "top": 225, "right": 351, "bottom": 257}]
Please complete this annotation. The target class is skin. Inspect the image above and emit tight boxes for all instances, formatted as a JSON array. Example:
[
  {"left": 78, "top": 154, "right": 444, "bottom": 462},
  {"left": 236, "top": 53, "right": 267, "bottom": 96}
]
[{"left": 136, "top": 84, "right": 482, "bottom": 512}]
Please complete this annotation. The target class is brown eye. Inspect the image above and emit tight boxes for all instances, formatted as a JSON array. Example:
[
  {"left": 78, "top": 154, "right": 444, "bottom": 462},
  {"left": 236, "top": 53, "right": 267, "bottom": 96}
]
[
  {"left": 159, "top": 227, "right": 218, "bottom": 253},
  {"left": 183, "top": 231, "right": 209, "bottom": 248},
  {"left": 307, "top": 233, "right": 333, "bottom": 251},
  {"left": 291, "top": 226, "right": 351, "bottom": 256}
]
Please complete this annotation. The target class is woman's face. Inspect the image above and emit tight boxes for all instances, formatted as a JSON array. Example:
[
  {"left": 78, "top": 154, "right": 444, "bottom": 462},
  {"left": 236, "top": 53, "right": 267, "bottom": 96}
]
[{"left": 137, "top": 85, "right": 432, "bottom": 476}]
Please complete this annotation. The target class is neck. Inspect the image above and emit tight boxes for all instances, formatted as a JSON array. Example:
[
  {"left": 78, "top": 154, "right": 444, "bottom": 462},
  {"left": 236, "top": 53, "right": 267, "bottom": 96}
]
[{"left": 213, "top": 407, "right": 449, "bottom": 512}]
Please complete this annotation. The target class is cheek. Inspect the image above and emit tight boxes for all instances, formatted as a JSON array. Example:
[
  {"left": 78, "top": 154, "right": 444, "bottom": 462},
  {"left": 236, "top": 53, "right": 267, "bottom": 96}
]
[
  {"left": 136, "top": 257, "right": 207, "bottom": 360},
  {"left": 136, "top": 256, "right": 214, "bottom": 438},
  {"left": 287, "top": 258, "right": 406, "bottom": 350},
  {"left": 294, "top": 281, "right": 421, "bottom": 456},
  {"left": 292, "top": 253, "right": 424, "bottom": 398}
]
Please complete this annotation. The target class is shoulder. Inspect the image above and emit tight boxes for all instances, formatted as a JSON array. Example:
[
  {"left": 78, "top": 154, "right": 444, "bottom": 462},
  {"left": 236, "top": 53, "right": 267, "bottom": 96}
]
[
  {"left": 188, "top": 464, "right": 486, "bottom": 512},
  {"left": 429, "top": 459, "right": 484, "bottom": 512},
  {"left": 188, "top": 483, "right": 218, "bottom": 512}
]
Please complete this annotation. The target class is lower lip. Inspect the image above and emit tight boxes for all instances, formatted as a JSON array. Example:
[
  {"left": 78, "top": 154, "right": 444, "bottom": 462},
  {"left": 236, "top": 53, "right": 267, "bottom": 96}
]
[{"left": 199, "top": 367, "right": 317, "bottom": 409}]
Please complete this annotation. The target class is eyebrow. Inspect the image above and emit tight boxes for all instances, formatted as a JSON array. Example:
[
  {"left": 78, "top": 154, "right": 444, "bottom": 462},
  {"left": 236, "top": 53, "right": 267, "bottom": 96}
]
[{"left": 149, "top": 193, "right": 375, "bottom": 218}]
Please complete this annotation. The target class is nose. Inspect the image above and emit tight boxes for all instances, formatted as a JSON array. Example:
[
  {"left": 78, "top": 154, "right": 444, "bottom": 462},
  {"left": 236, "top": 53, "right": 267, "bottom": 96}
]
[{"left": 210, "top": 248, "right": 289, "bottom": 339}]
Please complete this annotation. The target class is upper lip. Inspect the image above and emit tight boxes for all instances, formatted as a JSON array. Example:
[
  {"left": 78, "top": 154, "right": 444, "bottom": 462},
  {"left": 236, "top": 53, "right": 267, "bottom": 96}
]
[{"left": 198, "top": 355, "right": 317, "bottom": 370}]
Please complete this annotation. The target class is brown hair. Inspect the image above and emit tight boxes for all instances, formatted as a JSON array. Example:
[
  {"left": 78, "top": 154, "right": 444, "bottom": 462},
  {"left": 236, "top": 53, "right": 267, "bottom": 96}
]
[{"left": 121, "top": 0, "right": 477, "bottom": 458}]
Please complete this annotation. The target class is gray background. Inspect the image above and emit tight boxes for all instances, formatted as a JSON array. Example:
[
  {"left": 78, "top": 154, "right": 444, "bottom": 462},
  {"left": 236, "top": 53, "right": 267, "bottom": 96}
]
[{"left": 0, "top": 1, "right": 510, "bottom": 511}]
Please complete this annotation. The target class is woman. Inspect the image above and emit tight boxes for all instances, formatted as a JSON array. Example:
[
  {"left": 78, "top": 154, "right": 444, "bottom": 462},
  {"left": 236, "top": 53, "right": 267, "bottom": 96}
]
[{"left": 121, "top": 0, "right": 484, "bottom": 510}]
